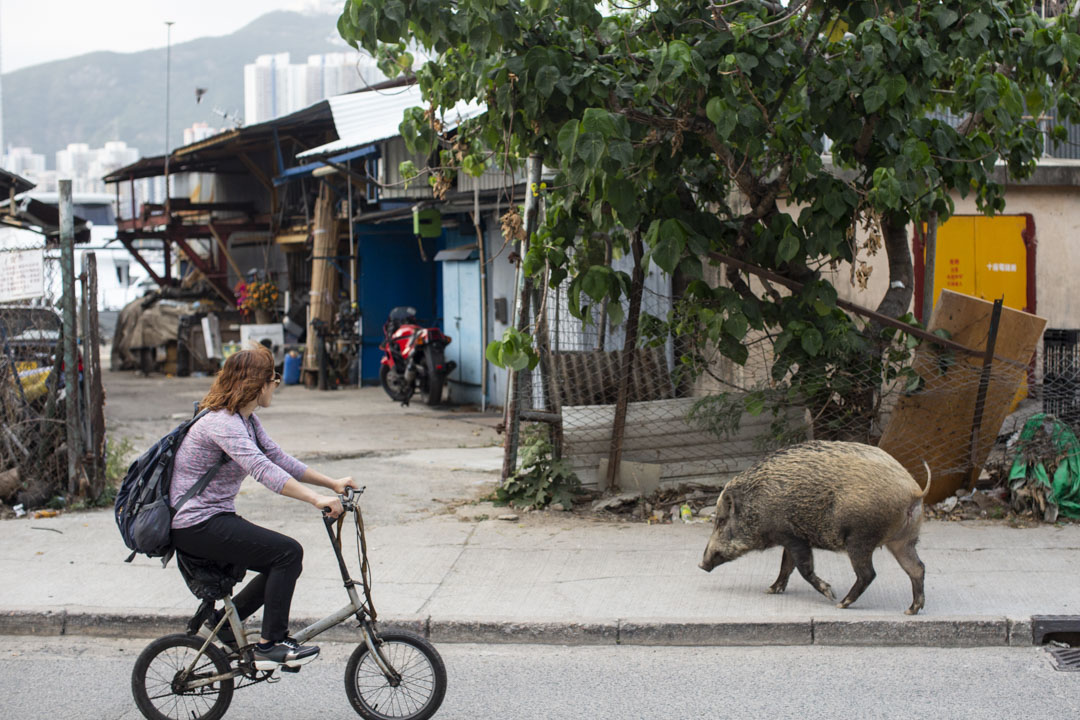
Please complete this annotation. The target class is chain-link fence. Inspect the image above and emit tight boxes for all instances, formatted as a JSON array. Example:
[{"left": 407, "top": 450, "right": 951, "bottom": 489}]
[
  {"left": 505, "top": 254, "right": 1053, "bottom": 511},
  {"left": 0, "top": 228, "right": 105, "bottom": 510}
]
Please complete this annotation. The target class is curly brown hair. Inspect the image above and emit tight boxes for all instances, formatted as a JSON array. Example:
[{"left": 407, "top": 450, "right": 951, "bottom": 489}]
[{"left": 199, "top": 344, "right": 275, "bottom": 414}]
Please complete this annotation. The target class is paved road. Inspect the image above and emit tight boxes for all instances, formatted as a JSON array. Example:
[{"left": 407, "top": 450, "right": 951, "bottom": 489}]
[{"left": 1, "top": 635, "right": 1076, "bottom": 719}]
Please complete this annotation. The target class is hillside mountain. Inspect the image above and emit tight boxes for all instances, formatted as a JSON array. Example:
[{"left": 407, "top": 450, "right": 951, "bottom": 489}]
[{"left": 3, "top": 10, "right": 350, "bottom": 163}]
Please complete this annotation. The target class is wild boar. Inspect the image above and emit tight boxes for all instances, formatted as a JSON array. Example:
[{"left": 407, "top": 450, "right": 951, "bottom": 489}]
[{"left": 699, "top": 441, "right": 931, "bottom": 615}]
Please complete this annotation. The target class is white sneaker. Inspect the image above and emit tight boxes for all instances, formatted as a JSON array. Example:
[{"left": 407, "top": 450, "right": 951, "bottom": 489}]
[{"left": 252, "top": 638, "right": 320, "bottom": 670}]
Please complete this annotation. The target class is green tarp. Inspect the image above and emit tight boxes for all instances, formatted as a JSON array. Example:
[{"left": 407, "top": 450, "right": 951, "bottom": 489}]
[{"left": 1008, "top": 413, "right": 1080, "bottom": 519}]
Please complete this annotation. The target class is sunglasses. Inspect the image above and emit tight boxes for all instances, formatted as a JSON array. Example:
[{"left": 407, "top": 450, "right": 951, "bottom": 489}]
[{"left": 269, "top": 372, "right": 281, "bottom": 387}]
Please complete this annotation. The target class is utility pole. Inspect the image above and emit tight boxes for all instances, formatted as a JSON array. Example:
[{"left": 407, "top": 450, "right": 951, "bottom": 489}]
[
  {"left": 164, "top": 20, "right": 174, "bottom": 213},
  {"left": 59, "top": 179, "right": 81, "bottom": 492}
]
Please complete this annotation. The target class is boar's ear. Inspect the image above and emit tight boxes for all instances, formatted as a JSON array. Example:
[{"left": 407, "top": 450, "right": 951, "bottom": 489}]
[{"left": 716, "top": 488, "right": 738, "bottom": 520}]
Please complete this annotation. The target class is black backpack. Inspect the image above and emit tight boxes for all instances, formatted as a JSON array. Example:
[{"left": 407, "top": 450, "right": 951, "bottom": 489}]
[{"left": 114, "top": 409, "right": 228, "bottom": 566}]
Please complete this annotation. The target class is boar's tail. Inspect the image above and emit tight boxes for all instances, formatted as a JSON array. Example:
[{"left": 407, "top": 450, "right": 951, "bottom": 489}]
[{"left": 919, "top": 461, "right": 932, "bottom": 498}]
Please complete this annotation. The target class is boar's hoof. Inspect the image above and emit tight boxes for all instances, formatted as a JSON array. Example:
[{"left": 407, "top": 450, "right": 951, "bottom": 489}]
[{"left": 812, "top": 581, "right": 835, "bottom": 602}]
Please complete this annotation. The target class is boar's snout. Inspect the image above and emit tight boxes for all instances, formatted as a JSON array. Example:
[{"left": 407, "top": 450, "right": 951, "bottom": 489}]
[{"left": 699, "top": 534, "right": 730, "bottom": 572}]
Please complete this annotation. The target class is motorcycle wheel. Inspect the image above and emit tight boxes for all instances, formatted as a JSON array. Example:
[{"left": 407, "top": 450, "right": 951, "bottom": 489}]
[
  {"left": 379, "top": 365, "right": 411, "bottom": 402},
  {"left": 420, "top": 349, "right": 444, "bottom": 406}
]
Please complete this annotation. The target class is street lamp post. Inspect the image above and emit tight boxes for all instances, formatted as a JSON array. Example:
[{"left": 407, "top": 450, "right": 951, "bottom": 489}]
[{"left": 164, "top": 20, "right": 174, "bottom": 213}]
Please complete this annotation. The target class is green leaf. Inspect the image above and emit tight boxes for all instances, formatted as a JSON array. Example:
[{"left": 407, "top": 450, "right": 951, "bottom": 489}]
[
  {"left": 744, "top": 394, "right": 765, "bottom": 416},
  {"left": 606, "top": 301, "right": 625, "bottom": 326},
  {"left": 651, "top": 219, "right": 687, "bottom": 273},
  {"left": 577, "top": 132, "right": 605, "bottom": 166},
  {"left": 582, "top": 266, "right": 610, "bottom": 301},
  {"left": 933, "top": 6, "right": 959, "bottom": 30},
  {"left": 557, "top": 120, "right": 580, "bottom": 159},
  {"left": 706, "top": 97, "right": 726, "bottom": 125},
  {"left": 462, "top": 154, "right": 487, "bottom": 177},
  {"left": 863, "top": 85, "right": 887, "bottom": 113},
  {"left": 776, "top": 233, "right": 798, "bottom": 264},
  {"left": 964, "top": 12, "right": 989, "bottom": 39},
  {"left": 605, "top": 178, "right": 636, "bottom": 221},
  {"left": 885, "top": 75, "right": 907, "bottom": 104},
  {"left": 535, "top": 65, "right": 559, "bottom": 98},
  {"left": 607, "top": 140, "right": 633, "bottom": 168},
  {"left": 737, "top": 104, "right": 761, "bottom": 130},
  {"left": 582, "top": 108, "right": 618, "bottom": 139},
  {"left": 734, "top": 53, "right": 758, "bottom": 72},
  {"left": 724, "top": 312, "right": 748, "bottom": 339},
  {"left": 800, "top": 328, "right": 823, "bottom": 356}
]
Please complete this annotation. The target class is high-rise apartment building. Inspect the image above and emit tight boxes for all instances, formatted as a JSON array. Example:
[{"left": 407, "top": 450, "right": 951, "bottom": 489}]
[
  {"left": 244, "top": 53, "right": 292, "bottom": 126},
  {"left": 4, "top": 147, "right": 46, "bottom": 178},
  {"left": 243, "top": 52, "right": 386, "bottom": 125},
  {"left": 183, "top": 122, "right": 222, "bottom": 147},
  {"left": 55, "top": 141, "right": 138, "bottom": 194}
]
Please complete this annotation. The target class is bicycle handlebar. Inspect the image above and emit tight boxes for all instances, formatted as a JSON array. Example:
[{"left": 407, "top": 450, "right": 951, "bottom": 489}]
[{"left": 321, "top": 485, "right": 366, "bottom": 517}]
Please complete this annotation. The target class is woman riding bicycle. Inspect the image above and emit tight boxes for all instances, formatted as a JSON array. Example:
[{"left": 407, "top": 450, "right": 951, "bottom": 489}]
[{"left": 170, "top": 343, "right": 361, "bottom": 669}]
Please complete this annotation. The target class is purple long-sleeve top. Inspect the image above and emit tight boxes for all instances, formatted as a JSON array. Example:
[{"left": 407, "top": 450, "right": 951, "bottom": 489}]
[{"left": 169, "top": 409, "right": 308, "bottom": 529}]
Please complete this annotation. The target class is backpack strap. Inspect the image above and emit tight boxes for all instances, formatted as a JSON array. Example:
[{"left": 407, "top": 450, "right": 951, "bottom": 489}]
[
  {"left": 172, "top": 412, "right": 266, "bottom": 514},
  {"left": 172, "top": 456, "right": 228, "bottom": 514}
]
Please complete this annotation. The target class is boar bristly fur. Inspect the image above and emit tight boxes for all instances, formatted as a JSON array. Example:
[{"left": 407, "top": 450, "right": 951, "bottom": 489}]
[{"left": 699, "top": 441, "right": 931, "bottom": 615}]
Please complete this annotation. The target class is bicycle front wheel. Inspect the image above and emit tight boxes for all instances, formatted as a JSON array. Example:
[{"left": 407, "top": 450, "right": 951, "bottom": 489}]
[
  {"left": 345, "top": 630, "right": 447, "bottom": 720},
  {"left": 132, "top": 633, "right": 234, "bottom": 720}
]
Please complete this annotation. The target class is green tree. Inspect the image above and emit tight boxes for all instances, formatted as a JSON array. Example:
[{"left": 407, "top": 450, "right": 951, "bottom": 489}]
[{"left": 339, "top": 1, "right": 1080, "bottom": 392}]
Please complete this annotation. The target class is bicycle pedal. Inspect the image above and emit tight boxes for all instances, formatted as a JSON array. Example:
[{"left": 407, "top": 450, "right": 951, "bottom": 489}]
[{"left": 280, "top": 665, "right": 301, "bottom": 674}]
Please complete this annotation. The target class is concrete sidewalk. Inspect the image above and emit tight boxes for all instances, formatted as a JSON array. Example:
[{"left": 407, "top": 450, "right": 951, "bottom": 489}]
[
  {"left": 3, "top": 373, "right": 1077, "bottom": 648},
  {"left": 2, "top": 489, "right": 1078, "bottom": 647}
]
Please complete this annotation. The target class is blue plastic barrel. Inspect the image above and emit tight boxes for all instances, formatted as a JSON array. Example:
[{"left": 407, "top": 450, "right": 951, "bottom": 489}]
[{"left": 283, "top": 352, "right": 302, "bottom": 385}]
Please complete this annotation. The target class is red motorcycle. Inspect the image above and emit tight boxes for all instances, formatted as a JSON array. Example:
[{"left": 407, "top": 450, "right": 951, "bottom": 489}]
[{"left": 379, "top": 306, "right": 456, "bottom": 406}]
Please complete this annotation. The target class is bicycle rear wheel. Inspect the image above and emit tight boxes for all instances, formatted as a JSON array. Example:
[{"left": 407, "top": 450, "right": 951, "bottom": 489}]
[
  {"left": 132, "top": 633, "right": 234, "bottom": 720},
  {"left": 345, "top": 630, "right": 447, "bottom": 720}
]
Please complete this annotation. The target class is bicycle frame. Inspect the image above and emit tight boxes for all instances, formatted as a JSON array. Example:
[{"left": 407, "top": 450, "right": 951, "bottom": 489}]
[{"left": 182, "top": 490, "right": 399, "bottom": 688}]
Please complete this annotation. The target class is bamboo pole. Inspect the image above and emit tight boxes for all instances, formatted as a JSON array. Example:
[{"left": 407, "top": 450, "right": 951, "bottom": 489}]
[{"left": 305, "top": 182, "right": 338, "bottom": 381}]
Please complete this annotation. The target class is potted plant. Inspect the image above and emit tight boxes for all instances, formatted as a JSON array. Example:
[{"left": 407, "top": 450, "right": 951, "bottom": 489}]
[{"left": 235, "top": 280, "right": 279, "bottom": 324}]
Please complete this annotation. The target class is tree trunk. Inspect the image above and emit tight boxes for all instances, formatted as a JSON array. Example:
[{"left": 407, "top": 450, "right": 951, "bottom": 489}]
[{"left": 875, "top": 213, "right": 915, "bottom": 319}]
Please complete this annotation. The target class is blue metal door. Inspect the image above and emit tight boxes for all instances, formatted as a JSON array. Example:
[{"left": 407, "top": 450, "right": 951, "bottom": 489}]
[{"left": 442, "top": 259, "right": 482, "bottom": 387}]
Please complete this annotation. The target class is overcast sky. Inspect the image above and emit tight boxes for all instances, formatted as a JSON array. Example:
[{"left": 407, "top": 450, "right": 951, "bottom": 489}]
[{"left": 2, "top": 0, "right": 337, "bottom": 73}]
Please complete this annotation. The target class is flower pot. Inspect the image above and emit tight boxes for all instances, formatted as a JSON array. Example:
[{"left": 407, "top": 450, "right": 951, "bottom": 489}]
[{"left": 254, "top": 309, "right": 273, "bottom": 324}]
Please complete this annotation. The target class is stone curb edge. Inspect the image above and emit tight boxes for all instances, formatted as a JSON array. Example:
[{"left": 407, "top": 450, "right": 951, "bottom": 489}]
[{"left": 0, "top": 610, "right": 1035, "bottom": 647}]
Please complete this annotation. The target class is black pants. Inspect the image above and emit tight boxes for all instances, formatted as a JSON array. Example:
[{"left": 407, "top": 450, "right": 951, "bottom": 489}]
[{"left": 172, "top": 513, "right": 303, "bottom": 643}]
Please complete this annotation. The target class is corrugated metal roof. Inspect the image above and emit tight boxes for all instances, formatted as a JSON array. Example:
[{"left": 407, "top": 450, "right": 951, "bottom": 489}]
[
  {"left": 297, "top": 85, "right": 485, "bottom": 159},
  {"left": 0, "top": 168, "right": 35, "bottom": 196}
]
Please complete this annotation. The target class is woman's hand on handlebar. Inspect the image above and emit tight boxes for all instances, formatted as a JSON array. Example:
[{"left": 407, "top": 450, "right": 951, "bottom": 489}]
[
  {"left": 314, "top": 495, "right": 344, "bottom": 519},
  {"left": 333, "top": 476, "right": 362, "bottom": 495}
]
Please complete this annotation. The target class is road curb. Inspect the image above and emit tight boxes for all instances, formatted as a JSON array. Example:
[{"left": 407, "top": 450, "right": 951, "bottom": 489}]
[{"left": 0, "top": 609, "right": 1039, "bottom": 647}]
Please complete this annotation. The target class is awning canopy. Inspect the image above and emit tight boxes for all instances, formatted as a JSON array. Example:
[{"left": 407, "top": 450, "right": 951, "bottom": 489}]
[
  {"left": 0, "top": 168, "right": 35, "bottom": 196},
  {"left": 0, "top": 196, "right": 91, "bottom": 243},
  {"left": 272, "top": 144, "right": 379, "bottom": 186},
  {"left": 434, "top": 245, "right": 479, "bottom": 262}
]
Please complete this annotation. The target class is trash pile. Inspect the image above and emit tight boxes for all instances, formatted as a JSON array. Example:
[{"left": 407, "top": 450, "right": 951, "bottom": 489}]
[
  {"left": 1003, "top": 413, "right": 1080, "bottom": 523},
  {"left": 928, "top": 413, "right": 1080, "bottom": 524},
  {"left": 0, "top": 323, "right": 71, "bottom": 510},
  {"left": 588, "top": 483, "right": 722, "bottom": 524},
  {"left": 926, "top": 487, "right": 1011, "bottom": 521}
]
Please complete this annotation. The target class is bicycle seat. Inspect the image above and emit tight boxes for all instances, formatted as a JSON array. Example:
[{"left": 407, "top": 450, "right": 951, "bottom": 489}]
[{"left": 176, "top": 551, "right": 246, "bottom": 601}]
